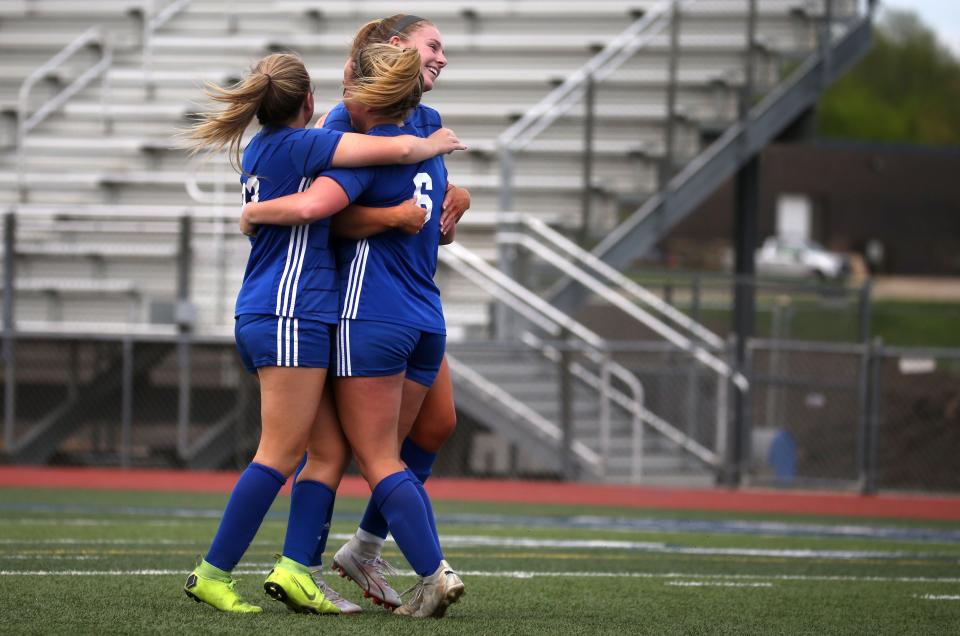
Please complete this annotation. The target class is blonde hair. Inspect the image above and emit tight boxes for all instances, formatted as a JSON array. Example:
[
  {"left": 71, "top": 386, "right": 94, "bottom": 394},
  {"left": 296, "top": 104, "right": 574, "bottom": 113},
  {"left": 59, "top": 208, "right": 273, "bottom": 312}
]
[
  {"left": 350, "top": 14, "right": 434, "bottom": 57},
  {"left": 346, "top": 43, "right": 423, "bottom": 123},
  {"left": 185, "top": 53, "right": 311, "bottom": 171}
]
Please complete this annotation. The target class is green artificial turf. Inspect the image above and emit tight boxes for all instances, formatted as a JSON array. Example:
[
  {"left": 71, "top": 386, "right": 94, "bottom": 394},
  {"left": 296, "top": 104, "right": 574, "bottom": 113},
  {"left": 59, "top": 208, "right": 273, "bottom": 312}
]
[{"left": 2, "top": 488, "right": 959, "bottom": 635}]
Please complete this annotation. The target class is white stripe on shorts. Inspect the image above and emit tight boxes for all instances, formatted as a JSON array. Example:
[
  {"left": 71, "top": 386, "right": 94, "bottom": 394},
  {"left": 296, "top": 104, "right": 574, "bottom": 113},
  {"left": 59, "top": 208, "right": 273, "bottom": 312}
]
[
  {"left": 293, "top": 318, "right": 299, "bottom": 367},
  {"left": 276, "top": 317, "right": 283, "bottom": 366},
  {"left": 344, "top": 319, "right": 351, "bottom": 376}
]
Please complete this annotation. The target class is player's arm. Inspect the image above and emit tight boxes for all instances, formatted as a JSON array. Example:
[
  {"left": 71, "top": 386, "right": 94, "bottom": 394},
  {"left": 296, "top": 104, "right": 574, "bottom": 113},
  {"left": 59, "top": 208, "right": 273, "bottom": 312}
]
[
  {"left": 331, "top": 128, "right": 465, "bottom": 167},
  {"left": 439, "top": 182, "right": 471, "bottom": 244},
  {"left": 332, "top": 198, "right": 426, "bottom": 239},
  {"left": 240, "top": 177, "right": 348, "bottom": 235}
]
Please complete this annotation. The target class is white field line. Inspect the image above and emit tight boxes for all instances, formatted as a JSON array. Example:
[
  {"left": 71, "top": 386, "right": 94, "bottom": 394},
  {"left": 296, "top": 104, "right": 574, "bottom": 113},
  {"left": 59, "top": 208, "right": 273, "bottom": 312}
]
[
  {"left": 0, "top": 534, "right": 953, "bottom": 562},
  {"left": 666, "top": 581, "right": 774, "bottom": 588},
  {"left": 6, "top": 513, "right": 960, "bottom": 544},
  {"left": 915, "top": 594, "right": 960, "bottom": 601},
  {"left": 1, "top": 568, "right": 959, "bottom": 586}
]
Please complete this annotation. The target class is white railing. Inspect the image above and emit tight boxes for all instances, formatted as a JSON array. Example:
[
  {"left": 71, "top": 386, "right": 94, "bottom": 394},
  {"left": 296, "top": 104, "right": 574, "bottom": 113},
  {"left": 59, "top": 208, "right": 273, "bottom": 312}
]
[
  {"left": 501, "top": 216, "right": 748, "bottom": 392},
  {"left": 16, "top": 27, "right": 113, "bottom": 200},
  {"left": 497, "top": 0, "right": 684, "bottom": 153},
  {"left": 142, "top": 0, "right": 194, "bottom": 77},
  {"left": 441, "top": 242, "right": 720, "bottom": 481}
]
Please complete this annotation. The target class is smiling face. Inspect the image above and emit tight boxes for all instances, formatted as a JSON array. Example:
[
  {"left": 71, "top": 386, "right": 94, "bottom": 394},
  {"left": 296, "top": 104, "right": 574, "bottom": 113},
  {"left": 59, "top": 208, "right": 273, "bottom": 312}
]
[{"left": 390, "top": 24, "right": 446, "bottom": 91}]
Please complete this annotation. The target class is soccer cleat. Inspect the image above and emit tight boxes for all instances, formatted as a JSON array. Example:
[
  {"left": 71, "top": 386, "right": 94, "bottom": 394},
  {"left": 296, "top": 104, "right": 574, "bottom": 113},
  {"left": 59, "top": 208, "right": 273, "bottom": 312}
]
[
  {"left": 313, "top": 571, "right": 362, "bottom": 614},
  {"left": 263, "top": 555, "right": 340, "bottom": 614},
  {"left": 183, "top": 569, "right": 262, "bottom": 613},
  {"left": 331, "top": 537, "right": 402, "bottom": 609},
  {"left": 393, "top": 559, "right": 464, "bottom": 618}
]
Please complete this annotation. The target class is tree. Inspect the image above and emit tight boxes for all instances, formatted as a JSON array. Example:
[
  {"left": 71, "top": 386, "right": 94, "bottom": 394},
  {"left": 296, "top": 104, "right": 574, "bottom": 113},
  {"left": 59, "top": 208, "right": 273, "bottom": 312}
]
[{"left": 817, "top": 10, "right": 960, "bottom": 145}]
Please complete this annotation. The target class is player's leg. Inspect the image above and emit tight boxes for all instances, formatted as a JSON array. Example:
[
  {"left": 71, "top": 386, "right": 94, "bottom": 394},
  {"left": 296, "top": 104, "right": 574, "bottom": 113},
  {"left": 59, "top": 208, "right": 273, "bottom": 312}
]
[
  {"left": 272, "top": 380, "right": 361, "bottom": 613},
  {"left": 265, "top": 378, "right": 352, "bottom": 614},
  {"left": 187, "top": 367, "right": 326, "bottom": 612},
  {"left": 344, "top": 356, "right": 453, "bottom": 566},
  {"left": 330, "top": 320, "right": 444, "bottom": 611},
  {"left": 185, "top": 316, "right": 329, "bottom": 613},
  {"left": 391, "top": 335, "right": 464, "bottom": 618},
  {"left": 333, "top": 377, "right": 429, "bottom": 608},
  {"left": 405, "top": 355, "right": 457, "bottom": 452}
]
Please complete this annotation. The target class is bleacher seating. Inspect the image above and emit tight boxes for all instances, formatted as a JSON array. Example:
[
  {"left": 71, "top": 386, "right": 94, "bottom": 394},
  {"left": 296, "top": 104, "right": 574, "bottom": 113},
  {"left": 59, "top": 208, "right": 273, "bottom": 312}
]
[{"left": 0, "top": 0, "right": 832, "bottom": 334}]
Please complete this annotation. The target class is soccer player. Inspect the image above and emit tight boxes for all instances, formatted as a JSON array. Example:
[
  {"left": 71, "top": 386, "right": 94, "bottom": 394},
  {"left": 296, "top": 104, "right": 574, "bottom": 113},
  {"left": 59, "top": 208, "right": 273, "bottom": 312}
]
[
  {"left": 180, "top": 51, "right": 464, "bottom": 614},
  {"left": 241, "top": 40, "right": 465, "bottom": 619},
  {"left": 318, "top": 15, "right": 470, "bottom": 611}
]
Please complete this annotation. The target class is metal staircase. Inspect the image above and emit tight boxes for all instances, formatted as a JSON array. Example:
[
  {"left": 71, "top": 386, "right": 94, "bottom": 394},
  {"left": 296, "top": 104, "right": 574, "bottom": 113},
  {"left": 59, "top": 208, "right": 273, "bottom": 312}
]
[
  {"left": 443, "top": 0, "right": 875, "bottom": 483},
  {"left": 440, "top": 237, "right": 732, "bottom": 484}
]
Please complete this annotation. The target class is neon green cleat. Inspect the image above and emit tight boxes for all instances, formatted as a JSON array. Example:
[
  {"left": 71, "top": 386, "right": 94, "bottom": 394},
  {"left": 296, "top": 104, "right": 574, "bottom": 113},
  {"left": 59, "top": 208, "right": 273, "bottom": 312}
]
[
  {"left": 184, "top": 564, "right": 262, "bottom": 613},
  {"left": 263, "top": 555, "right": 340, "bottom": 615}
]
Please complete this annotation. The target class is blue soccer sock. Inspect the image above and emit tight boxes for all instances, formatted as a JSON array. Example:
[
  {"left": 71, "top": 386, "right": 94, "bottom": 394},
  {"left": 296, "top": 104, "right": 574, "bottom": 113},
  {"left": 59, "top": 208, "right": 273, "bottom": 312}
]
[
  {"left": 309, "top": 493, "right": 335, "bottom": 567},
  {"left": 356, "top": 437, "right": 438, "bottom": 540},
  {"left": 282, "top": 479, "right": 335, "bottom": 567},
  {"left": 406, "top": 467, "right": 441, "bottom": 555},
  {"left": 401, "top": 437, "right": 438, "bottom": 483},
  {"left": 205, "top": 462, "right": 286, "bottom": 572},
  {"left": 357, "top": 493, "right": 390, "bottom": 541},
  {"left": 372, "top": 471, "right": 442, "bottom": 576},
  {"left": 293, "top": 452, "right": 308, "bottom": 481}
]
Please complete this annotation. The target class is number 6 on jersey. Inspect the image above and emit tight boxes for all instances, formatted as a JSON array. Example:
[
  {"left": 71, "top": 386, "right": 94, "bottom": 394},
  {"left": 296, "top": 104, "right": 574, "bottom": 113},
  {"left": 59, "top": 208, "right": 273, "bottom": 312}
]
[{"left": 413, "top": 172, "right": 433, "bottom": 223}]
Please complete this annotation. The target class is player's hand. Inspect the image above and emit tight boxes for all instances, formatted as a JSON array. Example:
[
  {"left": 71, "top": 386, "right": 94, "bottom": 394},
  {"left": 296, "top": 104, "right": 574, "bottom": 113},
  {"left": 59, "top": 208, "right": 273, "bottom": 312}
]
[
  {"left": 392, "top": 197, "right": 428, "bottom": 235},
  {"left": 428, "top": 127, "right": 467, "bottom": 155},
  {"left": 440, "top": 185, "right": 470, "bottom": 236},
  {"left": 239, "top": 205, "right": 258, "bottom": 237},
  {"left": 313, "top": 111, "right": 328, "bottom": 128}
]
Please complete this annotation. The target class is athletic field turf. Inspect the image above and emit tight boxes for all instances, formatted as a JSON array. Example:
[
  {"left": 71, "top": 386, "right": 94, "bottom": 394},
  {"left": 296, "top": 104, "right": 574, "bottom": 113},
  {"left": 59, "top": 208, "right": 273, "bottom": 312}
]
[{"left": 2, "top": 485, "right": 960, "bottom": 635}]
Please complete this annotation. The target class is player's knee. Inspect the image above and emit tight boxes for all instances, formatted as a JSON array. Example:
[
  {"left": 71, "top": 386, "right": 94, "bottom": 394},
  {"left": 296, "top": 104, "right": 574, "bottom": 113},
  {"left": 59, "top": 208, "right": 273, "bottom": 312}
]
[
  {"left": 299, "top": 455, "right": 347, "bottom": 489},
  {"left": 412, "top": 408, "right": 456, "bottom": 451},
  {"left": 306, "top": 445, "right": 351, "bottom": 477},
  {"left": 253, "top": 448, "right": 306, "bottom": 478}
]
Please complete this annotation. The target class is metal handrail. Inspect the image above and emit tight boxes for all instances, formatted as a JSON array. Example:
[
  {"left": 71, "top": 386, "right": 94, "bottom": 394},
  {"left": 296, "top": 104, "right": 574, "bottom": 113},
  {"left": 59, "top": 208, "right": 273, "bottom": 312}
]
[
  {"left": 439, "top": 243, "right": 642, "bottom": 479},
  {"left": 444, "top": 354, "right": 603, "bottom": 470},
  {"left": 184, "top": 155, "right": 235, "bottom": 205},
  {"left": 441, "top": 242, "right": 719, "bottom": 477},
  {"left": 500, "top": 225, "right": 748, "bottom": 392},
  {"left": 586, "top": 0, "right": 873, "bottom": 267},
  {"left": 16, "top": 27, "right": 113, "bottom": 200},
  {"left": 142, "top": 0, "right": 194, "bottom": 74},
  {"left": 522, "top": 216, "right": 725, "bottom": 349},
  {"left": 496, "top": 0, "right": 686, "bottom": 213},
  {"left": 497, "top": 0, "right": 685, "bottom": 152}
]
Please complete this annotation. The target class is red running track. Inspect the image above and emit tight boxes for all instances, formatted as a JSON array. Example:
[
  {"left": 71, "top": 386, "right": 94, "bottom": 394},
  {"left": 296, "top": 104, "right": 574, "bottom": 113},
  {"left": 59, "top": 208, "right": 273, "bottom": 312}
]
[{"left": 2, "top": 466, "right": 960, "bottom": 521}]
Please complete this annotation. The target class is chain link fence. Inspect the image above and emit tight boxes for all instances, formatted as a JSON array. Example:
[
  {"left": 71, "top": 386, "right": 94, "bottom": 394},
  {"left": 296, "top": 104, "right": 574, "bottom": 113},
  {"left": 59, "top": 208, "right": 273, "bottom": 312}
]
[{"left": 2, "top": 328, "right": 958, "bottom": 493}]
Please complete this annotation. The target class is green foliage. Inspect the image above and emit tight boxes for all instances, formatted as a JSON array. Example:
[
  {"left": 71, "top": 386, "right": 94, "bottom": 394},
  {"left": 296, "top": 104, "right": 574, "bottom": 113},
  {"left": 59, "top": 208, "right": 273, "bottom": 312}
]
[{"left": 818, "top": 10, "right": 960, "bottom": 144}]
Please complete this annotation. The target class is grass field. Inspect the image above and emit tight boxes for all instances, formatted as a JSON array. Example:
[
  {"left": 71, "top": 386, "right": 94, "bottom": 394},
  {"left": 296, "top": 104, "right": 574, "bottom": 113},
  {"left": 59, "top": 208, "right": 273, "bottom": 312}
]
[{"left": 2, "top": 487, "right": 960, "bottom": 635}]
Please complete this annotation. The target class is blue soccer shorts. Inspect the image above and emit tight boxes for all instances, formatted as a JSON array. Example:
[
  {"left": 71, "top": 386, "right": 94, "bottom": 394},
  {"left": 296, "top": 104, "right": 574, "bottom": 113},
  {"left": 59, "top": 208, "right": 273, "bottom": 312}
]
[
  {"left": 235, "top": 314, "right": 335, "bottom": 374},
  {"left": 334, "top": 318, "right": 446, "bottom": 387}
]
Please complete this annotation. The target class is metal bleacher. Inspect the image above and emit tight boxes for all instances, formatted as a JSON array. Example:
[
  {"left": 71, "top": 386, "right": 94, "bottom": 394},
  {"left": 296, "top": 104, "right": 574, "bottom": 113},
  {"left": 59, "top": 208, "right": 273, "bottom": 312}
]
[{"left": 0, "top": 1, "right": 873, "bottom": 482}]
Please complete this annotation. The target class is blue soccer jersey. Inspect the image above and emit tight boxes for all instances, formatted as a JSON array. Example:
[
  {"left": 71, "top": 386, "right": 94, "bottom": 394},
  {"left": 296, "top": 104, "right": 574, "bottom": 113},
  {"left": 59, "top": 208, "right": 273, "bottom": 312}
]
[
  {"left": 234, "top": 126, "right": 344, "bottom": 323},
  {"left": 324, "top": 102, "right": 443, "bottom": 137},
  {"left": 320, "top": 120, "right": 447, "bottom": 334}
]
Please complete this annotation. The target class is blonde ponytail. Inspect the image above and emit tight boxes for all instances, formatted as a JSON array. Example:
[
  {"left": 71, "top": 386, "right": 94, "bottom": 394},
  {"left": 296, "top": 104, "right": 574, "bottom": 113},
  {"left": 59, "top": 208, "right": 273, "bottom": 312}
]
[
  {"left": 185, "top": 53, "right": 311, "bottom": 171},
  {"left": 346, "top": 43, "right": 423, "bottom": 123}
]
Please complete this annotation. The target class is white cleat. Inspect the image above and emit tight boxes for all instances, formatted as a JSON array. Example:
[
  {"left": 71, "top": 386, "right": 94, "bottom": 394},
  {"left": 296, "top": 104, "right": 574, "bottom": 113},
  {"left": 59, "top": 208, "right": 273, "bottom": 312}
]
[
  {"left": 312, "top": 570, "right": 362, "bottom": 614},
  {"left": 331, "top": 537, "right": 402, "bottom": 609},
  {"left": 394, "top": 559, "right": 464, "bottom": 618}
]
